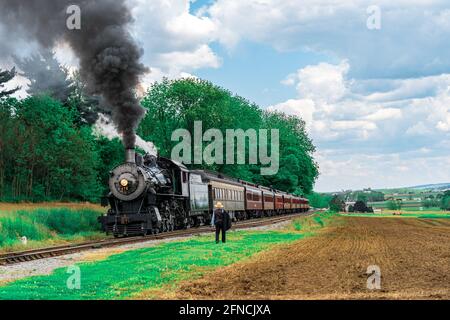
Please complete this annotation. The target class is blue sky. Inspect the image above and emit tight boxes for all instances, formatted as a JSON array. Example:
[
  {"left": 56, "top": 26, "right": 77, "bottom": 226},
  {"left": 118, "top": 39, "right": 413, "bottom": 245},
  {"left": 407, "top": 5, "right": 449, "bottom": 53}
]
[
  {"left": 3, "top": 0, "right": 450, "bottom": 192},
  {"left": 195, "top": 41, "right": 332, "bottom": 107}
]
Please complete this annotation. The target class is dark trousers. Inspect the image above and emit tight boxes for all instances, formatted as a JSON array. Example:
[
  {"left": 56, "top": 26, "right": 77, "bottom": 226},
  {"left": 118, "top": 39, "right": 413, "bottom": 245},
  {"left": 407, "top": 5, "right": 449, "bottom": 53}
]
[{"left": 215, "top": 224, "right": 226, "bottom": 243}]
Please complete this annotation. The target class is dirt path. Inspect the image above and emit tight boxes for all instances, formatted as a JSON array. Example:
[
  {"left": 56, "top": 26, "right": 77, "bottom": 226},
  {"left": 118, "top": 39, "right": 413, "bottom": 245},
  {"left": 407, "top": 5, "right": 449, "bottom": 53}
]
[{"left": 158, "top": 217, "right": 450, "bottom": 299}]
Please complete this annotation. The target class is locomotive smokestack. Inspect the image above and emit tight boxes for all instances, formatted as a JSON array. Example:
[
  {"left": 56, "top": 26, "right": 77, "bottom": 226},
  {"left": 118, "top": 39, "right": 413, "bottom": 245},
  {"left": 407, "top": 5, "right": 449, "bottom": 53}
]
[{"left": 125, "top": 148, "right": 136, "bottom": 164}]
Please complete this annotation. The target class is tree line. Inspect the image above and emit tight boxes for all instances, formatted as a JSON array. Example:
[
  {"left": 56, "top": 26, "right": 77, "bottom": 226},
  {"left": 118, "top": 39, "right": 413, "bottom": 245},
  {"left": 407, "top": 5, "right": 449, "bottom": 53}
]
[
  {"left": 138, "top": 78, "right": 318, "bottom": 195},
  {"left": 0, "top": 53, "right": 318, "bottom": 202},
  {"left": 317, "top": 190, "right": 450, "bottom": 212},
  {"left": 0, "top": 95, "right": 123, "bottom": 202}
]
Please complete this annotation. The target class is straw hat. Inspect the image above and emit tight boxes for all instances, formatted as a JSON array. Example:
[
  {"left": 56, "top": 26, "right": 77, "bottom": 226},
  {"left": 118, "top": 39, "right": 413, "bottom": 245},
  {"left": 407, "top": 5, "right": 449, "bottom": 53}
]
[{"left": 215, "top": 202, "right": 224, "bottom": 209}]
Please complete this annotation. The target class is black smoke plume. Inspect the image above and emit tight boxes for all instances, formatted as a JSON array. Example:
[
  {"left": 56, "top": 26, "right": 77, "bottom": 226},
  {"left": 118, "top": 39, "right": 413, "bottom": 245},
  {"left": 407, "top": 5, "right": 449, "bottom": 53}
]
[{"left": 0, "top": 0, "right": 146, "bottom": 148}]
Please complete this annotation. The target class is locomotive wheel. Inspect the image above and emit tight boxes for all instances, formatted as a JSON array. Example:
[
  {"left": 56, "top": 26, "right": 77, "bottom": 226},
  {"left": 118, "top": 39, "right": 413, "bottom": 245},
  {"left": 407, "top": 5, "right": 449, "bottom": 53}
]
[
  {"left": 168, "top": 214, "right": 175, "bottom": 231},
  {"left": 164, "top": 219, "right": 174, "bottom": 232},
  {"left": 192, "top": 216, "right": 201, "bottom": 228}
]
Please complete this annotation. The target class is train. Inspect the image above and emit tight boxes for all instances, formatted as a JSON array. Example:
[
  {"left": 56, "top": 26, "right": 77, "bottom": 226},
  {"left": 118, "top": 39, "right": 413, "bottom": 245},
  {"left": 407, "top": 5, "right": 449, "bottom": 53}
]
[{"left": 99, "top": 149, "right": 310, "bottom": 237}]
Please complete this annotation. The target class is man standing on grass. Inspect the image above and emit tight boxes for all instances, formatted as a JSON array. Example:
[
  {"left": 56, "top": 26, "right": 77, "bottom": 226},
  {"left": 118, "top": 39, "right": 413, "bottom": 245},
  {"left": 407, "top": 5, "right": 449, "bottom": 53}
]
[{"left": 211, "top": 202, "right": 231, "bottom": 244}]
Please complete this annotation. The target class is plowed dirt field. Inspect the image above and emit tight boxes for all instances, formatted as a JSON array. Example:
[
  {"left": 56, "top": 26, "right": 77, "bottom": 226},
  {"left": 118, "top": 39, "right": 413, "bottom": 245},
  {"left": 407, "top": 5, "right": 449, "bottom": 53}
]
[{"left": 161, "top": 217, "right": 450, "bottom": 299}]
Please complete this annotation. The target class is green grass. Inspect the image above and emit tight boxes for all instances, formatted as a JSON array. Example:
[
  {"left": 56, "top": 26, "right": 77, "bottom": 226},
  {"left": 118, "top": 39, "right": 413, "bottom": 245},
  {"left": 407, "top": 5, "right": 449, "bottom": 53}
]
[
  {"left": 368, "top": 201, "right": 434, "bottom": 209},
  {"left": 401, "top": 207, "right": 441, "bottom": 212},
  {"left": 0, "top": 213, "right": 332, "bottom": 300},
  {"left": 0, "top": 208, "right": 102, "bottom": 251},
  {"left": 291, "top": 210, "right": 335, "bottom": 232},
  {"left": 24, "top": 208, "right": 101, "bottom": 235},
  {"left": 418, "top": 214, "right": 450, "bottom": 219}
]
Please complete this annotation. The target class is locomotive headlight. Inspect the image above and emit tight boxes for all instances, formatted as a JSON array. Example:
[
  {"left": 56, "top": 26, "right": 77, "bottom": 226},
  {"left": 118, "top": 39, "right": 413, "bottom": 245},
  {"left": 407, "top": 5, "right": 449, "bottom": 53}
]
[
  {"left": 120, "top": 179, "right": 129, "bottom": 187},
  {"left": 110, "top": 165, "right": 143, "bottom": 200}
]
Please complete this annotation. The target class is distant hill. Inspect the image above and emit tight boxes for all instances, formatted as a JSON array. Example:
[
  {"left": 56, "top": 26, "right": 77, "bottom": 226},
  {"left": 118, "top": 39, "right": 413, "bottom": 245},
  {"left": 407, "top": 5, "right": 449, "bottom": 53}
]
[
  {"left": 324, "top": 183, "right": 450, "bottom": 195},
  {"left": 408, "top": 183, "right": 450, "bottom": 191},
  {"left": 376, "top": 183, "right": 450, "bottom": 194}
]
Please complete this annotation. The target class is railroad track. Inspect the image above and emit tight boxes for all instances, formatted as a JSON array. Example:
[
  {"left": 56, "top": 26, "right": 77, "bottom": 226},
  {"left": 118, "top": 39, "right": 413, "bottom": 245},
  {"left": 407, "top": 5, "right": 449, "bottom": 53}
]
[{"left": 0, "top": 211, "right": 314, "bottom": 266}]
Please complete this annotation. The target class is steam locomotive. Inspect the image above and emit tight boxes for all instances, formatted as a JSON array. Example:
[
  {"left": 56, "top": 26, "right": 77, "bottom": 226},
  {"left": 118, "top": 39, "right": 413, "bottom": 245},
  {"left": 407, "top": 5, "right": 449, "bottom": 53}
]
[{"left": 99, "top": 149, "right": 310, "bottom": 237}]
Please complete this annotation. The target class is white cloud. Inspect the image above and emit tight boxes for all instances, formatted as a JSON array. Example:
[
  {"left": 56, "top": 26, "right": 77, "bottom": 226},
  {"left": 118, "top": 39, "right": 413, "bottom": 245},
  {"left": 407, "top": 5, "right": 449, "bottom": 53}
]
[
  {"left": 130, "top": 0, "right": 220, "bottom": 74},
  {"left": 406, "top": 122, "right": 431, "bottom": 136},
  {"left": 330, "top": 120, "right": 376, "bottom": 131},
  {"left": 315, "top": 150, "right": 450, "bottom": 192},
  {"left": 272, "top": 60, "right": 379, "bottom": 141},
  {"left": 274, "top": 60, "right": 450, "bottom": 141},
  {"left": 363, "top": 108, "right": 402, "bottom": 121},
  {"left": 285, "top": 60, "right": 350, "bottom": 103},
  {"left": 157, "top": 44, "right": 221, "bottom": 74},
  {"left": 166, "top": 11, "right": 217, "bottom": 42},
  {"left": 436, "top": 119, "right": 450, "bottom": 132},
  {"left": 139, "top": 67, "right": 198, "bottom": 95},
  {"left": 205, "top": 0, "right": 450, "bottom": 78},
  {"left": 267, "top": 98, "right": 315, "bottom": 130},
  {"left": 362, "top": 74, "right": 450, "bottom": 102},
  {"left": 271, "top": 59, "right": 450, "bottom": 191}
]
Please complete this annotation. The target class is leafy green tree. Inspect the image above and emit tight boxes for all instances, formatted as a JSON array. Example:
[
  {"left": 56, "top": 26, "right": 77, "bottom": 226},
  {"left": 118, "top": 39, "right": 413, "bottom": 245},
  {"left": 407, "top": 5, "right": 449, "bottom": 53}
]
[
  {"left": 15, "top": 52, "right": 101, "bottom": 126},
  {"left": 95, "top": 137, "right": 124, "bottom": 195},
  {"left": 0, "top": 76, "right": 320, "bottom": 203},
  {"left": 369, "top": 191, "right": 385, "bottom": 202},
  {"left": 441, "top": 191, "right": 450, "bottom": 211},
  {"left": 422, "top": 198, "right": 439, "bottom": 208},
  {"left": 0, "top": 98, "right": 19, "bottom": 198},
  {"left": 139, "top": 78, "right": 318, "bottom": 194},
  {"left": 307, "top": 192, "right": 332, "bottom": 208},
  {"left": 357, "top": 193, "right": 368, "bottom": 203},
  {"left": 353, "top": 200, "right": 373, "bottom": 213},
  {"left": 0, "top": 67, "right": 20, "bottom": 98},
  {"left": 329, "top": 195, "right": 345, "bottom": 212},
  {"left": 260, "top": 111, "right": 318, "bottom": 194},
  {"left": 14, "top": 51, "right": 74, "bottom": 102},
  {"left": 13, "top": 51, "right": 101, "bottom": 127},
  {"left": 67, "top": 71, "right": 102, "bottom": 126},
  {"left": 1, "top": 95, "right": 101, "bottom": 202},
  {"left": 345, "top": 190, "right": 385, "bottom": 202},
  {"left": 387, "top": 199, "right": 402, "bottom": 210}
]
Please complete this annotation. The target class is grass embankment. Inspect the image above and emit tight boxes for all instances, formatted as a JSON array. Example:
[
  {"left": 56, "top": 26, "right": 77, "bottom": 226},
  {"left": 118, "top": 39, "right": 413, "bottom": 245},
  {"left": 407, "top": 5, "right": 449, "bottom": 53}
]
[
  {"left": 0, "top": 204, "right": 105, "bottom": 253},
  {"left": 0, "top": 211, "right": 334, "bottom": 300}
]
